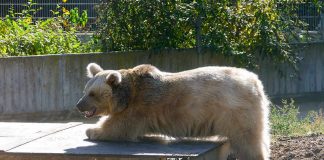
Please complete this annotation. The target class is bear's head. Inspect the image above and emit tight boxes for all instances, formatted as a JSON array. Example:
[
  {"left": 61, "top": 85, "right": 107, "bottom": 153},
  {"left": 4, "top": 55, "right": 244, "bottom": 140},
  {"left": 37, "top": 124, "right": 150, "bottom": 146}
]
[{"left": 76, "top": 63, "right": 130, "bottom": 118}]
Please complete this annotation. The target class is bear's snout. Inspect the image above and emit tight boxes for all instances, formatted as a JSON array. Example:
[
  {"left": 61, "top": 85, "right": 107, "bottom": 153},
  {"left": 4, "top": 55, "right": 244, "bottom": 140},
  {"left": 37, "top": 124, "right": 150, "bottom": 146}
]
[
  {"left": 76, "top": 97, "right": 89, "bottom": 112},
  {"left": 76, "top": 97, "right": 97, "bottom": 118}
]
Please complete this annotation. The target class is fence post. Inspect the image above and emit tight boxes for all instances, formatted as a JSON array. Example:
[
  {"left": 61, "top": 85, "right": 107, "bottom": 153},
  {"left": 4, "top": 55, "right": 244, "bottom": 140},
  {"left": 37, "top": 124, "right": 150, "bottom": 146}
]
[
  {"left": 195, "top": 15, "right": 202, "bottom": 54},
  {"left": 321, "top": 12, "right": 324, "bottom": 40},
  {"left": 195, "top": 2, "right": 203, "bottom": 54}
]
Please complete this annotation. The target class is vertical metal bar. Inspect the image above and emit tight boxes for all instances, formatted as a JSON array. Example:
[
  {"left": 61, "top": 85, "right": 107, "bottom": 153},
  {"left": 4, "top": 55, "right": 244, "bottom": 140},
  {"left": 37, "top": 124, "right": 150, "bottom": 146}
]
[{"left": 321, "top": 12, "right": 324, "bottom": 39}]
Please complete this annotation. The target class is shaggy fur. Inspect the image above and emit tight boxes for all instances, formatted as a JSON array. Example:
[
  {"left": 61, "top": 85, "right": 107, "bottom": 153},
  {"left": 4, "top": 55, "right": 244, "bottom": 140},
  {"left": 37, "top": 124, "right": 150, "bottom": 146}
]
[{"left": 76, "top": 63, "right": 270, "bottom": 160}]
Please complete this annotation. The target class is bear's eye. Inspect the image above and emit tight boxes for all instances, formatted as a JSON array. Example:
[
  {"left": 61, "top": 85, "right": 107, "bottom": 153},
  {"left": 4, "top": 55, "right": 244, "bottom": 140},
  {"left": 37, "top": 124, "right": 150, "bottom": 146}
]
[{"left": 89, "top": 92, "right": 95, "bottom": 97}]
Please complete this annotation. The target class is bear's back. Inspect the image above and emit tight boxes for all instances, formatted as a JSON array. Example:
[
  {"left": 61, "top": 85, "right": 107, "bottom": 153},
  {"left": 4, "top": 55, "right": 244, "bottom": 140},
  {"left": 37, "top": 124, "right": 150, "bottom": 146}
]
[{"left": 159, "top": 66, "right": 265, "bottom": 110}]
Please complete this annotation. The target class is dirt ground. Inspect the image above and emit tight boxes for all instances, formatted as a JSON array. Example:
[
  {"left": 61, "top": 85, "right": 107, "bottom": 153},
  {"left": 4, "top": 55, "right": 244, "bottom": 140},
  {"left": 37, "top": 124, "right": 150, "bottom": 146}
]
[
  {"left": 270, "top": 134, "right": 324, "bottom": 160},
  {"left": 227, "top": 134, "right": 324, "bottom": 160}
]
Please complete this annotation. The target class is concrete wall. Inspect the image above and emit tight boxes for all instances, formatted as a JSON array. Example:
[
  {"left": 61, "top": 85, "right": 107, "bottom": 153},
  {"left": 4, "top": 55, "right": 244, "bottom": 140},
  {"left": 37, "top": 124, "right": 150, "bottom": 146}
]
[{"left": 0, "top": 44, "right": 323, "bottom": 116}]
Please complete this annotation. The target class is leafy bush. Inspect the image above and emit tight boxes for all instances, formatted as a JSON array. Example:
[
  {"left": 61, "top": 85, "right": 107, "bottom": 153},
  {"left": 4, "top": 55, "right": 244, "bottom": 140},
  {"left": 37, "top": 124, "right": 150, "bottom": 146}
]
[
  {"left": 0, "top": 0, "right": 99, "bottom": 57},
  {"left": 271, "top": 99, "right": 324, "bottom": 137},
  {"left": 59, "top": 6, "right": 89, "bottom": 31},
  {"left": 96, "top": 0, "right": 322, "bottom": 69}
]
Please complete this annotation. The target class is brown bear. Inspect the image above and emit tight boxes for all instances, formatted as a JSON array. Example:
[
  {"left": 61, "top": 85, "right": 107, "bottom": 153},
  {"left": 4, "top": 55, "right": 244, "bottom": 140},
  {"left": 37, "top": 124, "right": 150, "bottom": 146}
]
[{"left": 76, "top": 63, "right": 270, "bottom": 160}]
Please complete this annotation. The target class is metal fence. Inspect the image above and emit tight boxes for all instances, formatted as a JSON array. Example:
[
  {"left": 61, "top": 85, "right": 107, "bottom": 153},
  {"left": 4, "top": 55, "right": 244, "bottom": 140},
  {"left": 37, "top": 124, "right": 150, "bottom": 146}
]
[
  {"left": 0, "top": 0, "right": 100, "bottom": 29},
  {"left": 0, "top": 1, "right": 323, "bottom": 32},
  {"left": 296, "top": 2, "right": 322, "bottom": 31}
]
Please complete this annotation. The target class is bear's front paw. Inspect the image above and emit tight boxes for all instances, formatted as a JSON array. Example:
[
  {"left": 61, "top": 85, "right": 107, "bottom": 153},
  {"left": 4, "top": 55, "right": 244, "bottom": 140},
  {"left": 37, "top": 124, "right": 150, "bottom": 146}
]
[{"left": 86, "top": 128, "right": 101, "bottom": 140}]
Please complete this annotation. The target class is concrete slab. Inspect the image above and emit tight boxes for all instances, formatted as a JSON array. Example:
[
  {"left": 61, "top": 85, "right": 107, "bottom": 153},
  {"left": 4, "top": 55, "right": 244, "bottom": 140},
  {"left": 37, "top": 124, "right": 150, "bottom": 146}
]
[
  {"left": 0, "top": 122, "right": 224, "bottom": 160},
  {"left": 0, "top": 122, "right": 82, "bottom": 151}
]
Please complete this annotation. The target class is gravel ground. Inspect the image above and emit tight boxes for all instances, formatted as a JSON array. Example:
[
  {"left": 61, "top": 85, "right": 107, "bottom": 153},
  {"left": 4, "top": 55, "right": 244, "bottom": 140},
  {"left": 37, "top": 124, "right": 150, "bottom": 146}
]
[{"left": 270, "top": 134, "right": 324, "bottom": 160}]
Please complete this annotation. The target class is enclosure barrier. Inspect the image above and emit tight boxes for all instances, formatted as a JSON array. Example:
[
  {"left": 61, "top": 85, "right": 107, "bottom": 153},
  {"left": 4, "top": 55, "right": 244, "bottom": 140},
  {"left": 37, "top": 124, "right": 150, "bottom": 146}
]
[{"left": 0, "top": 44, "right": 324, "bottom": 116}]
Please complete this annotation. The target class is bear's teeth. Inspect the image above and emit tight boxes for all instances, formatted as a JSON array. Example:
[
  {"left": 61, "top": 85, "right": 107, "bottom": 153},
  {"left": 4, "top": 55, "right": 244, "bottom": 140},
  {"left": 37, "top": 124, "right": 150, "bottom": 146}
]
[{"left": 85, "top": 111, "right": 90, "bottom": 115}]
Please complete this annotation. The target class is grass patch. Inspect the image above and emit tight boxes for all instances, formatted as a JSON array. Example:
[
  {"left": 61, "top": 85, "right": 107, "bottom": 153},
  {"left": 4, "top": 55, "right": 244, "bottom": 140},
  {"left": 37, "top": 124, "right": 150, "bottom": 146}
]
[{"left": 270, "top": 99, "right": 324, "bottom": 138}]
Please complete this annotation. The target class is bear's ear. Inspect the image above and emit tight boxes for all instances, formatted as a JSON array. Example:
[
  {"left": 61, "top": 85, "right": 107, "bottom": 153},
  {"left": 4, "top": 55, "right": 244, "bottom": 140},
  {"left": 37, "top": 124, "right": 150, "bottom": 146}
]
[
  {"left": 87, "top": 63, "right": 103, "bottom": 78},
  {"left": 106, "top": 71, "right": 122, "bottom": 86}
]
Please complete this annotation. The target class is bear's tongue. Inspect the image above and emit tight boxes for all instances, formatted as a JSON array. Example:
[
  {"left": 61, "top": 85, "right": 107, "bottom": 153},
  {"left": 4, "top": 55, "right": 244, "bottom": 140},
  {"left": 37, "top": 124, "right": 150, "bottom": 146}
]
[{"left": 84, "top": 108, "right": 96, "bottom": 118}]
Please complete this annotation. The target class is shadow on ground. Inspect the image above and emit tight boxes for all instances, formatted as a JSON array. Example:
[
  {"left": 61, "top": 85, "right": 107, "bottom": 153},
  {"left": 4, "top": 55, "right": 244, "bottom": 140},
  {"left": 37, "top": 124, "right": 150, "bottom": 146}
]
[{"left": 64, "top": 138, "right": 224, "bottom": 158}]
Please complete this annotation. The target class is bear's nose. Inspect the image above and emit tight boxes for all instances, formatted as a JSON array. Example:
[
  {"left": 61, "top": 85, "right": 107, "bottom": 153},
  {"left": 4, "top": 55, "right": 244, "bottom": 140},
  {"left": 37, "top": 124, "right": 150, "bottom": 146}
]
[{"left": 76, "top": 98, "right": 86, "bottom": 112}]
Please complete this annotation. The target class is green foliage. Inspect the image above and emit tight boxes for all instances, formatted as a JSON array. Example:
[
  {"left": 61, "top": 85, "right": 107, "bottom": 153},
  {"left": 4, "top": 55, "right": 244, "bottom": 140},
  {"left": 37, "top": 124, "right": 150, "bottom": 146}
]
[
  {"left": 96, "top": 0, "right": 322, "bottom": 69},
  {"left": 270, "top": 99, "right": 324, "bottom": 137},
  {"left": 61, "top": 7, "right": 89, "bottom": 31},
  {"left": 96, "top": 1, "right": 193, "bottom": 51},
  {"left": 0, "top": 0, "right": 99, "bottom": 57}
]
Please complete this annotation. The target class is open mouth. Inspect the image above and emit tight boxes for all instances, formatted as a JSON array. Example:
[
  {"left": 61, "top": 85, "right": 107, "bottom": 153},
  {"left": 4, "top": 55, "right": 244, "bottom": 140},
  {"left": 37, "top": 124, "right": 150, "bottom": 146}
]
[{"left": 83, "top": 108, "right": 97, "bottom": 118}]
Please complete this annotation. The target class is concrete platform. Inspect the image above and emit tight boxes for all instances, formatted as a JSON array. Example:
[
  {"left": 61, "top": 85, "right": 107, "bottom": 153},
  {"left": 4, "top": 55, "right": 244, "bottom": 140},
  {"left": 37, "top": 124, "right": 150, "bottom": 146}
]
[{"left": 0, "top": 122, "right": 224, "bottom": 160}]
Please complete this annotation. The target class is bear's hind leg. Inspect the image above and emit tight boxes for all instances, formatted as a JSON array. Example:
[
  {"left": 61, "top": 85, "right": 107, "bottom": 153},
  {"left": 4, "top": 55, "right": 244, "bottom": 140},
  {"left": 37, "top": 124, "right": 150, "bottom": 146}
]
[{"left": 231, "top": 132, "right": 270, "bottom": 160}]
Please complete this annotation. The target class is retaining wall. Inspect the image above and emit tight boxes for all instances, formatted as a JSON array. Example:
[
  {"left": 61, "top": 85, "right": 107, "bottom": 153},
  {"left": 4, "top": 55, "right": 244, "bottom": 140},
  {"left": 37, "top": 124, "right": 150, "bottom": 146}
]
[{"left": 0, "top": 44, "right": 323, "bottom": 115}]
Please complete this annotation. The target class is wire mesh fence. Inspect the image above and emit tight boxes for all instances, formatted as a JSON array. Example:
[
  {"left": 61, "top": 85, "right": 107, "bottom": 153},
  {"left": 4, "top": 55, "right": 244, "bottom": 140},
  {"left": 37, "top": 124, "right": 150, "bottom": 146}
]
[
  {"left": 296, "top": 2, "right": 322, "bottom": 31},
  {"left": 0, "top": 0, "right": 100, "bottom": 18},
  {"left": 0, "top": 1, "right": 323, "bottom": 36},
  {"left": 0, "top": 0, "right": 100, "bottom": 30}
]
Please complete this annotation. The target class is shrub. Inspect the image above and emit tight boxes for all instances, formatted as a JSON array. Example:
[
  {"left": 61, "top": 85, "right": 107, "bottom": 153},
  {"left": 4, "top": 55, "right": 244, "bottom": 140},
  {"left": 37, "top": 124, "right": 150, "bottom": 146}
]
[
  {"left": 60, "top": 6, "right": 89, "bottom": 31},
  {"left": 0, "top": 0, "right": 99, "bottom": 57},
  {"left": 270, "top": 99, "right": 324, "bottom": 137},
  {"left": 96, "top": 0, "right": 322, "bottom": 69}
]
